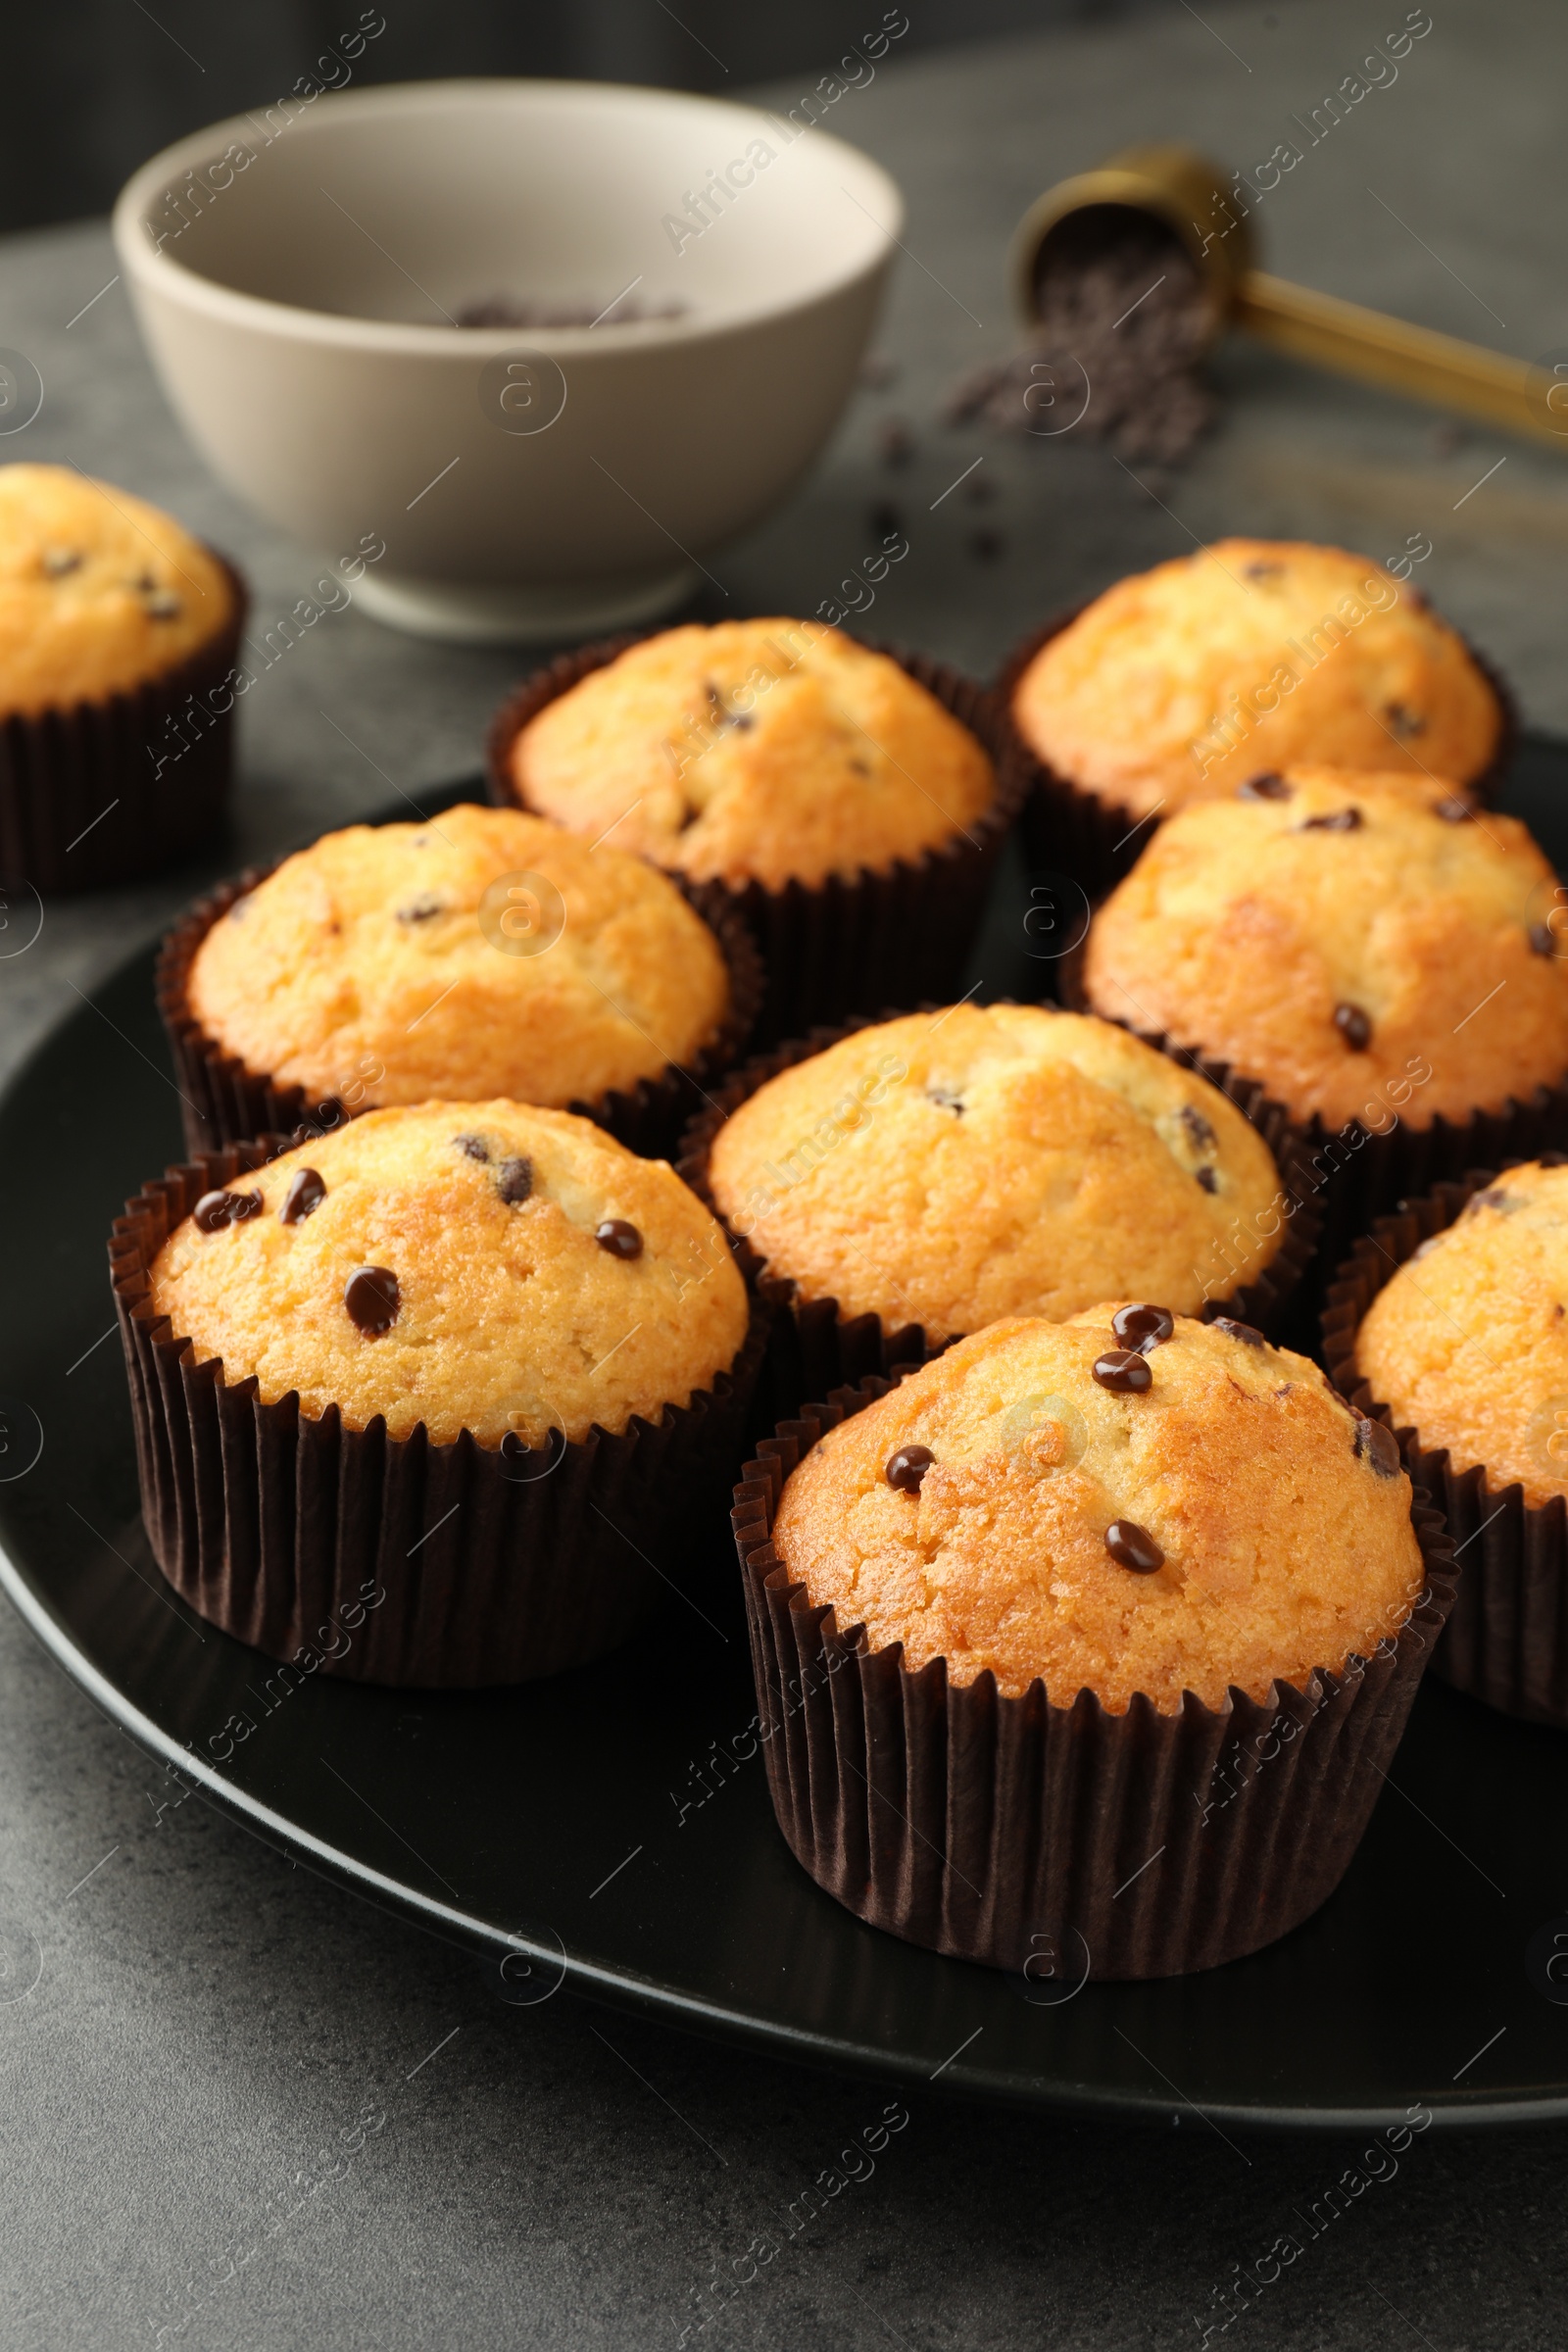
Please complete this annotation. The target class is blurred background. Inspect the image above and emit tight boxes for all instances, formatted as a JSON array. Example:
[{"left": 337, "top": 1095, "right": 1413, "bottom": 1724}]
[{"left": 4, "top": 0, "right": 1189, "bottom": 231}]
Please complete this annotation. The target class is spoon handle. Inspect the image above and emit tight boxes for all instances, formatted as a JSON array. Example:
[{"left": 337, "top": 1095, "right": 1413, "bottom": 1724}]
[{"left": 1236, "top": 270, "right": 1561, "bottom": 449}]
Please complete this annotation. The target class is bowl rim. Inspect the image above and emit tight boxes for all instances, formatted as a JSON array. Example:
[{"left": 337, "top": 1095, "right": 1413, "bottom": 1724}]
[{"left": 111, "top": 75, "right": 906, "bottom": 356}]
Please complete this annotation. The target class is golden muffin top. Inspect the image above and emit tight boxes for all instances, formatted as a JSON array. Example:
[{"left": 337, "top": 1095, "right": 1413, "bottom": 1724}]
[
  {"left": 507, "top": 619, "right": 997, "bottom": 892},
  {"left": 704, "top": 1004, "right": 1289, "bottom": 1337},
  {"left": 187, "top": 805, "right": 734, "bottom": 1112},
  {"left": 1355, "top": 1160, "right": 1568, "bottom": 1510},
  {"left": 1084, "top": 766, "right": 1568, "bottom": 1133},
  {"left": 772, "top": 1309, "right": 1425, "bottom": 1711},
  {"left": 0, "top": 464, "right": 235, "bottom": 718},
  {"left": 150, "top": 1102, "right": 750, "bottom": 1448},
  {"left": 1011, "top": 538, "right": 1501, "bottom": 817}
]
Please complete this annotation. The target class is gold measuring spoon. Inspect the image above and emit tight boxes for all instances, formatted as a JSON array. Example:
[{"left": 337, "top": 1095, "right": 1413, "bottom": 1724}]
[{"left": 1011, "top": 144, "right": 1563, "bottom": 448}]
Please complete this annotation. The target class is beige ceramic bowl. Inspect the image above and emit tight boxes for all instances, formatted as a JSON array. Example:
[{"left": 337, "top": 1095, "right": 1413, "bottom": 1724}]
[{"left": 113, "top": 80, "right": 903, "bottom": 642}]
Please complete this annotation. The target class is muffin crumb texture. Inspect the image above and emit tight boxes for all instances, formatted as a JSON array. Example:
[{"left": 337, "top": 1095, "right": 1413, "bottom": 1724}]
[
  {"left": 772, "top": 1310, "right": 1424, "bottom": 1711},
  {"left": 706, "top": 1004, "right": 1288, "bottom": 1334},
  {"left": 1085, "top": 766, "right": 1568, "bottom": 1132},
  {"left": 1011, "top": 538, "right": 1501, "bottom": 815},
  {"left": 187, "top": 804, "right": 732, "bottom": 1110},
  {"left": 149, "top": 1102, "right": 749, "bottom": 1447},
  {"left": 510, "top": 619, "right": 996, "bottom": 891},
  {"left": 1356, "top": 1160, "right": 1568, "bottom": 1510},
  {"left": 0, "top": 463, "right": 233, "bottom": 717}
]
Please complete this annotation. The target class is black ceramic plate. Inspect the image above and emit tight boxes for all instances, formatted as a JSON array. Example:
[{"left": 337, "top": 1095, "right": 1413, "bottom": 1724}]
[{"left": 6, "top": 751, "right": 1568, "bottom": 2133}]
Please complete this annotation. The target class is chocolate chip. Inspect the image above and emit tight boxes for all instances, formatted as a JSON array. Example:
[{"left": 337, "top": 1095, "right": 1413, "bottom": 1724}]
[
  {"left": 1238, "top": 773, "right": 1291, "bottom": 801},
  {"left": 1531, "top": 923, "right": 1556, "bottom": 957},
  {"left": 1353, "top": 1415, "right": 1401, "bottom": 1479},
  {"left": 496, "top": 1156, "right": 533, "bottom": 1204},
  {"left": 1385, "top": 701, "right": 1424, "bottom": 739},
  {"left": 925, "top": 1085, "right": 963, "bottom": 1115},
  {"left": 1300, "top": 808, "right": 1362, "bottom": 832},
  {"left": 886, "top": 1444, "right": 934, "bottom": 1493},
  {"left": 1474, "top": 1186, "right": 1520, "bottom": 1214},
  {"left": 144, "top": 590, "right": 182, "bottom": 619},
  {"left": 279, "top": 1167, "right": 325, "bottom": 1225},
  {"left": 1245, "top": 560, "right": 1285, "bottom": 580},
  {"left": 1093, "top": 1348, "right": 1152, "bottom": 1394},
  {"left": 41, "top": 547, "right": 81, "bottom": 577},
  {"left": 454, "top": 1134, "right": 490, "bottom": 1161},
  {"left": 1334, "top": 1003, "right": 1373, "bottom": 1052},
  {"left": 397, "top": 895, "right": 444, "bottom": 923},
  {"left": 1105, "top": 1519, "right": 1164, "bottom": 1573},
  {"left": 1112, "top": 1304, "right": 1174, "bottom": 1353},
  {"left": 1210, "top": 1316, "right": 1266, "bottom": 1348},
  {"left": 344, "top": 1265, "right": 400, "bottom": 1335},
  {"left": 1435, "top": 796, "right": 1474, "bottom": 823},
  {"left": 595, "top": 1218, "right": 643, "bottom": 1259},
  {"left": 1179, "top": 1103, "right": 1215, "bottom": 1151},
  {"left": 699, "top": 682, "right": 752, "bottom": 736},
  {"left": 193, "top": 1187, "right": 263, "bottom": 1233},
  {"left": 1195, "top": 1166, "right": 1218, "bottom": 1194}
]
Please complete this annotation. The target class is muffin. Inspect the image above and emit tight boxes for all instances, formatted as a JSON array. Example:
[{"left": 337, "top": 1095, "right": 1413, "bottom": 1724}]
[
  {"left": 1326, "top": 1160, "right": 1568, "bottom": 1727},
  {"left": 0, "top": 463, "right": 246, "bottom": 891},
  {"left": 489, "top": 622, "right": 1020, "bottom": 1042},
  {"left": 687, "top": 1004, "right": 1316, "bottom": 1404},
  {"left": 1003, "top": 539, "right": 1508, "bottom": 890},
  {"left": 735, "top": 1311, "right": 1455, "bottom": 1976},
  {"left": 159, "top": 804, "right": 761, "bottom": 1158},
  {"left": 1082, "top": 765, "right": 1568, "bottom": 1263},
  {"left": 113, "top": 1102, "right": 763, "bottom": 1684},
  {"left": 1354, "top": 1162, "right": 1568, "bottom": 1512}
]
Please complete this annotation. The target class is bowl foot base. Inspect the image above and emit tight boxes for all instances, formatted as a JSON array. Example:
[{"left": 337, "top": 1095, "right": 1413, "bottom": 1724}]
[{"left": 350, "top": 564, "right": 699, "bottom": 645}]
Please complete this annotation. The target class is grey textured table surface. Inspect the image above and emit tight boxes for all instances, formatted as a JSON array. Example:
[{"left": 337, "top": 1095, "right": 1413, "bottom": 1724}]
[{"left": 5, "top": 5, "right": 1568, "bottom": 2346}]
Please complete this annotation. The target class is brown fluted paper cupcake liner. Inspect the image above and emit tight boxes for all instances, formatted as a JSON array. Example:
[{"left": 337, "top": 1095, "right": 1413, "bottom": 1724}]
[
  {"left": 995, "top": 604, "right": 1519, "bottom": 905},
  {"left": 0, "top": 555, "right": 249, "bottom": 896},
  {"left": 1323, "top": 1163, "right": 1568, "bottom": 1728},
  {"left": 486, "top": 633, "right": 1030, "bottom": 1050},
  {"left": 155, "top": 852, "right": 765, "bottom": 1162},
  {"left": 110, "top": 1141, "right": 770, "bottom": 1686},
  {"left": 1061, "top": 934, "right": 1568, "bottom": 1306},
  {"left": 732, "top": 1376, "right": 1457, "bottom": 1979}
]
